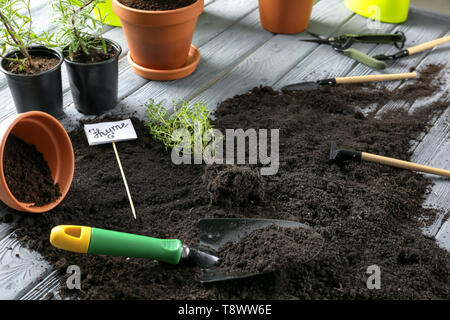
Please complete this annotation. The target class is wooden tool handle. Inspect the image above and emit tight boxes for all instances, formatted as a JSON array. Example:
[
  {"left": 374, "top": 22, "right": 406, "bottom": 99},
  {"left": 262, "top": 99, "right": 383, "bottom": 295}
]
[
  {"left": 335, "top": 72, "right": 417, "bottom": 84},
  {"left": 362, "top": 152, "right": 450, "bottom": 178},
  {"left": 407, "top": 35, "right": 450, "bottom": 55}
]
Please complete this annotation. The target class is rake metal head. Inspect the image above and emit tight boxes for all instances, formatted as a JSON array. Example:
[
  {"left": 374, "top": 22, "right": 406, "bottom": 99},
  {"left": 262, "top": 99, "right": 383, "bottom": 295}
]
[{"left": 328, "top": 141, "right": 362, "bottom": 164}]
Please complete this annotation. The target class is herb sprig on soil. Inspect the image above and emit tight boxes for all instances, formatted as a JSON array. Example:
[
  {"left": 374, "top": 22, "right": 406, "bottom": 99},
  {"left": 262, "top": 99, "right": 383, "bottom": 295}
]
[
  {"left": 0, "top": 0, "right": 55, "bottom": 72},
  {"left": 145, "top": 99, "right": 218, "bottom": 152},
  {"left": 52, "top": 0, "right": 108, "bottom": 62}
]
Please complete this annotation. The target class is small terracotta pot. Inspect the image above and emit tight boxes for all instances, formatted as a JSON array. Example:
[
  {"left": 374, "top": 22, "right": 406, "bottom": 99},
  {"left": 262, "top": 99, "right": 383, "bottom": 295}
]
[
  {"left": 0, "top": 111, "right": 75, "bottom": 213},
  {"left": 258, "top": 0, "right": 314, "bottom": 34},
  {"left": 112, "top": 0, "right": 204, "bottom": 70}
]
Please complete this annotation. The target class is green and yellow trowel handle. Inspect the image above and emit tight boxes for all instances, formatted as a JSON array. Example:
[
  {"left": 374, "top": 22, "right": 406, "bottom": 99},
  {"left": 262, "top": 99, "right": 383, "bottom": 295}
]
[{"left": 50, "top": 226, "right": 183, "bottom": 265}]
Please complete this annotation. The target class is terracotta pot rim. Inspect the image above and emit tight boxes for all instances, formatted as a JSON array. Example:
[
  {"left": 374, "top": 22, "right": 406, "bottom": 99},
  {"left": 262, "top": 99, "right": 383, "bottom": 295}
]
[
  {"left": 63, "top": 38, "right": 122, "bottom": 67},
  {"left": 112, "top": 0, "right": 202, "bottom": 15},
  {"left": 0, "top": 46, "right": 63, "bottom": 78},
  {"left": 0, "top": 111, "right": 74, "bottom": 213}
]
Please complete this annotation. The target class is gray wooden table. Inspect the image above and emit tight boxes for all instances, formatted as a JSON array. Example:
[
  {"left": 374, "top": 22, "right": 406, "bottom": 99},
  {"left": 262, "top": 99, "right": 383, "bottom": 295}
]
[{"left": 0, "top": 0, "right": 449, "bottom": 300}]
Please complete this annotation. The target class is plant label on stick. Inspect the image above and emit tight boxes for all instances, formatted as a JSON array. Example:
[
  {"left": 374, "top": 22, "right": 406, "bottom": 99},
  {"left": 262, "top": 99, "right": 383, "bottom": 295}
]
[
  {"left": 84, "top": 119, "right": 137, "bottom": 145},
  {"left": 84, "top": 120, "right": 138, "bottom": 219}
]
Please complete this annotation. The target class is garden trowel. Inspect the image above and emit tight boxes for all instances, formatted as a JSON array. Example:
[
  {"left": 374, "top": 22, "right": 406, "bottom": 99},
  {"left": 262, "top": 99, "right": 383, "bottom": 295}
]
[
  {"left": 282, "top": 72, "right": 417, "bottom": 91},
  {"left": 329, "top": 141, "right": 450, "bottom": 178},
  {"left": 50, "top": 218, "right": 311, "bottom": 283}
]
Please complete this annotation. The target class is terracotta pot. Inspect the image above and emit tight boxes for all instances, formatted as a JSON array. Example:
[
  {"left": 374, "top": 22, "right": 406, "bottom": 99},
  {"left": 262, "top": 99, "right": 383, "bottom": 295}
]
[
  {"left": 112, "top": 0, "right": 204, "bottom": 70},
  {"left": 0, "top": 111, "right": 75, "bottom": 213},
  {"left": 258, "top": 0, "right": 314, "bottom": 34}
]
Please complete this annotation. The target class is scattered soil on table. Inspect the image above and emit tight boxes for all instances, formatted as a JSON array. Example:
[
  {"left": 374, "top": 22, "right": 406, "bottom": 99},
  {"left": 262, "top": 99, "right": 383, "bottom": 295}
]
[
  {"left": 4, "top": 55, "right": 59, "bottom": 75},
  {"left": 64, "top": 42, "right": 118, "bottom": 64},
  {"left": 118, "top": 0, "right": 197, "bottom": 11},
  {"left": 3, "top": 135, "right": 61, "bottom": 206},
  {"left": 14, "top": 64, "right": 449, "bottom": 299},
  {"left": 203, "top": 164, "right": 264, "bottom": 207},
  {"left": 218, "top": 225, "right": 324, "bottom": 273}
]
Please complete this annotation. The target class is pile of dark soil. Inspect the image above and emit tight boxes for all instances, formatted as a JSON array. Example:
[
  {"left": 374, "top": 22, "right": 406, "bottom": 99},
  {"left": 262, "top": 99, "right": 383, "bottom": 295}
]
[
  {"left": 203, "top": 164, "right": 264, "bottom": 207},
  {"left": 5, "top": 56, "right": 59, "bottom": 75},
  {"left": 118, "top": 0, "right": 197, "bottom": 11},
  {"left": 14, "top": 64, "right": 449, "bottom": 299},
  {"left": 3, "top": 135, "right": 61, "bottom": 206},
  {"left": 218, "top": 224, "right": 324, "bottom": 273},
  {"left": 64, "top": 42, "right": 118, "bottom": 64}
]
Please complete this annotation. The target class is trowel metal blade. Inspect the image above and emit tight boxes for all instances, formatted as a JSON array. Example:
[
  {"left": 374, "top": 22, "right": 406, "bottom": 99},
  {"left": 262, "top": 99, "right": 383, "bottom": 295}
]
[
  {"left": 282, "top": 81, "right": 321, "bottom": 91},
  {"left": 198, "top": 218, "right": 309, "bottom": 252},
  {"left": 200, "top": 268, "right": 262, "bottom": 283},
  {"left": 196, "top": 218, "right": 310, "bottom": 283}
]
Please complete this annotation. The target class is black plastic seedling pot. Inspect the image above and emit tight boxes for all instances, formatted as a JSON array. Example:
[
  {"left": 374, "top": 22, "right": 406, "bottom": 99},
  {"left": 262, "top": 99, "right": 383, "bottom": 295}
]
[
  {"left": 64, "top": 39, "right": 122, "bottom": 115},
  {"left": 0, "top": 47, "right": 64, "bottom": 118}
]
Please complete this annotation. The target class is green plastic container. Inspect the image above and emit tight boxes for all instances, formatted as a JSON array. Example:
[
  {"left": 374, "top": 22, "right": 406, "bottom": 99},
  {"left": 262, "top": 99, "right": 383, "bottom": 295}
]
[
  {"left": 344, "top": 0, "right": 410, "bottom": 24},
  {"left": 95, "top": 0, "right": 121, "bottom": 27}
]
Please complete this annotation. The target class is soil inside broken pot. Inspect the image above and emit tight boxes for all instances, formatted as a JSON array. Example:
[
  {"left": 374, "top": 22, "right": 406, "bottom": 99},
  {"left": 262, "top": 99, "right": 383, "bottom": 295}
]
[
  {"left": 13, "top": 64, "right": 449, "bottom": 300},
  {"left": 3, "top": 135, "right": 61, "bottom": 207},
  {"left": 118, "top": 0, "right": 197, "bottom": 11}
]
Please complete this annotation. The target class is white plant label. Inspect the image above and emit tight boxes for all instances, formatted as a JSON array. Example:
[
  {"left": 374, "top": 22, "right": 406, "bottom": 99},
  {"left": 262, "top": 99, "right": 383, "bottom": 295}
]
[{"left": 84, "top": 119, "right": 137, "bottom": 146}]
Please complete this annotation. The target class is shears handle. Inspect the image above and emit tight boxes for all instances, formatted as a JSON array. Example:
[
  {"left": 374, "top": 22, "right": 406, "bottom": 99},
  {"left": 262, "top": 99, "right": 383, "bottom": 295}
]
[
  {"left": 342, "top": 48, "right": 387, "bottom": 70},
  {"left": 335, "top": 33, "right": 406, "bottom": 49}
]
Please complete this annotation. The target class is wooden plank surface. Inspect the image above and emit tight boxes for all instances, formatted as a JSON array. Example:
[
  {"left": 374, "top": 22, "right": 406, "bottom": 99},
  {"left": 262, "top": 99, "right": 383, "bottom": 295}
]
[
  {"left": 0, "top": 0, "right": 448, "bottom": 300},
  {"left": 0, "top": 232, "right": 51, "bottom": 300},
  {"left": 194, "top": 0, "right": 355, "bottom": 109}
]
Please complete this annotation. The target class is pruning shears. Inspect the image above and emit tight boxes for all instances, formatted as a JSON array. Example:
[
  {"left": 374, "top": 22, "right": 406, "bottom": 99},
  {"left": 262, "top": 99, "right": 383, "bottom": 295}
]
[{"left": 300, "top": 31, "right": 407, "bottom": 70}]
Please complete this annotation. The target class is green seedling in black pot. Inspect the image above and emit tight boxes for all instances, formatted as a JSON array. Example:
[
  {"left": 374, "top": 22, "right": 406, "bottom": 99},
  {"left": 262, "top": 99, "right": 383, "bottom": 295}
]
[
  {"left": 0, "top": 0, "right": 63, "bottom": 117},
  {"left": 52, "top": 0, "right": 122, "bottom": 115}
]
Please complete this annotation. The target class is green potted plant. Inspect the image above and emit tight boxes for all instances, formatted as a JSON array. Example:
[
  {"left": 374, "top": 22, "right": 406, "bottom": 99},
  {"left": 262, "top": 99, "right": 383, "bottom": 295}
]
[
  {"left": 112, "top": 0, "right": 204, "bottom": 80},
  {"left": 0, "top": 0, "right": 63, "bottom": 118},
  {"left": 52, "top": 0, "right": 122, "bottom": 115}
]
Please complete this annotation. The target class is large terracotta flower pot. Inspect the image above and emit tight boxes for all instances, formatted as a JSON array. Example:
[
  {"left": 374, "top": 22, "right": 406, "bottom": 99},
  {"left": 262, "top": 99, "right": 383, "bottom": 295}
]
[
  {"left": 0, "top": 111, "right": 74, "bottom": 213},
  {"left": 258, "top": 0, "right": 314, "bottom": 34},
  {"left": 112, "top": 0, "right": 204, "bottom": 71}
]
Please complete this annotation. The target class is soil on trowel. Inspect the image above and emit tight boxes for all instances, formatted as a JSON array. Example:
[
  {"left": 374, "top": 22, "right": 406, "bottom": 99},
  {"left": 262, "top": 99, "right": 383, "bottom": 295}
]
[
  {"left": 13, "top": 64, "right": 450, "bottom": 300},
  {"left": 218, "top": 224, "right": 324, "bottom": 273},
  {"left": 203, "top": 164, "right": 264, "bottom": 207},
  {"left": 3, "top": 135, "right": 61, "bottom": 206},
  {"left": 118, "top": 0, "right": 197, "bottom": 11},
  {"left": 4, "top": 55, "right": 59, "bottom": 75}
]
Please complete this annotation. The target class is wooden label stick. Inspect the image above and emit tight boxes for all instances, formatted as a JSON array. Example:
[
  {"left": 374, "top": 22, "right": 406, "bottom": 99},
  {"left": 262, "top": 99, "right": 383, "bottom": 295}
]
[
  {"left": 112, "top": 141, "right": 136, "bottom": 219},
  {"left": 84, "top": 119, "right": 138, "bottom": 219}
]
